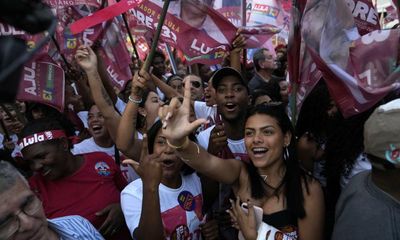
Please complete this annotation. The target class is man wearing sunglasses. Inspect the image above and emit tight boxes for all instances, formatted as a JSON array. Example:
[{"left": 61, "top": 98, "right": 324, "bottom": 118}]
[
  {"left": 183, "top": 74, "right": 204, "bottom": 101},
  {"left": 0, "top": 161, "right": 103, "bottom": 240}
]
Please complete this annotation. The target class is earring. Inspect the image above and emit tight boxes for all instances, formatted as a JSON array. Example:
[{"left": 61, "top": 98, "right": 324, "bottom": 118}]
[{"left": 283, "top": 145, "right": 289, "bottom": 161}]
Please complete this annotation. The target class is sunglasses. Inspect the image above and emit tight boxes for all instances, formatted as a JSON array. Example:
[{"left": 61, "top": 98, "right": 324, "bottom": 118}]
[{"left": 191, "top": 81, "right": 202, "bottom": 88}]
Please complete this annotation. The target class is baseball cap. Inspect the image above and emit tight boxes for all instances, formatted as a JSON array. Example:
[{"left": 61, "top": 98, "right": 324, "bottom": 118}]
[
  {"left": 211, "top": 67, "right": 248, "bottom": 92},
  {"left": 364, "top": 99, "right": 400, "bottom": 166}
]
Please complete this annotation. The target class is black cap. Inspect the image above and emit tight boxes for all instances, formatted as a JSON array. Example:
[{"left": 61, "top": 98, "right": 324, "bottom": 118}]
[{"left": 211, "top": 67, "right": 248, "bottom": 92}]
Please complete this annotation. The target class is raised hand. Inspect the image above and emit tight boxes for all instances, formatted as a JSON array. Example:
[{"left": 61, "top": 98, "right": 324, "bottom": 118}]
[
  {"left": 75, "top": 45, "right": 98, "bottom": 72},
  {"left": 122, "top": 134, "right": 162, "bottom": 190},
  {"left": 227, "top": 198, "right": 258, "bottom": 240},
  {"left": 131, "top": 68, "right": 151, "bottom": 97},
  {"left": 208, "top": 123, "right": 228, "bottom": 155},
  {"left": 231, "top": 28, "right": 247, "bottom": 53},
  {"left": 158, "top": 80, "right": 207, "bottom": 146}
]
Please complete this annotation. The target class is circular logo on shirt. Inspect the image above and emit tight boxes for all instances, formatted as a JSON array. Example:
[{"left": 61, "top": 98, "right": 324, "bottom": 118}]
[
  {"left": 177, "top": 191, "right": 195, "bottom": 211},
  {"left": 171, "top": 224, "right": 190, "bottom": 240},
  {"left": 95, "top": 161, "right": 111, "bottom": 176}
]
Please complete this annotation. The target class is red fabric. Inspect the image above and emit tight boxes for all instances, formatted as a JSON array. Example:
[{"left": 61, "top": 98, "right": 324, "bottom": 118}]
[{"left": 29, "top": 152, "right": 128, "bottom": 231}]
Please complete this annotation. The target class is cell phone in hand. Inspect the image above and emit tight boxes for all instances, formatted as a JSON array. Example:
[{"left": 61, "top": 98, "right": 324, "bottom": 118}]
[
  {"left": 241, "top": 202, "right": 263, "bottom": 228},
  {"left": 238, "top": 202, "right": 264, "bottom": 240}
]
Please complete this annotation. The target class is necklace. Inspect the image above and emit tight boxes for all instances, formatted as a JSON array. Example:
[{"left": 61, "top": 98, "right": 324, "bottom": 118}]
[{"left": 260, "top": 175, "right": 268, "bottom": 183}]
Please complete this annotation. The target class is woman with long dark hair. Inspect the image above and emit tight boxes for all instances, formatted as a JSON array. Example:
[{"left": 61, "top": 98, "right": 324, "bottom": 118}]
[{"left": 158, "top": 83, "right": 325, "bottom": 239}]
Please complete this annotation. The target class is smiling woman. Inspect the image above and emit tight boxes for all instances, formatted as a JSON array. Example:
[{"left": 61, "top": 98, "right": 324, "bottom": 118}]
[{"left": 158, "top": 83, "right": 326, "bottom": 240}]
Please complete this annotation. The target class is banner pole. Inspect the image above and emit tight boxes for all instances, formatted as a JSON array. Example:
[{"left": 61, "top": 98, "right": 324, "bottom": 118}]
[
  {"left": 122, "top": 13, "right": 141, "bottom": 61},
  {"left": 165, "top": 43, "right": 177, "bottom": 74},
  {"left": 142, "top": 0, "right": 171, "bottom": 72},
  {"left": 115, "top": 0, "right": 140, "bottom": 61},
  {"left": 242, "top": 0, "right": 247, "bottom": 68}
]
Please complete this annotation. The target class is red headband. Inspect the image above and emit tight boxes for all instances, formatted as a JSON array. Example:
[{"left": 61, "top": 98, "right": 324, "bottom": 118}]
[{"left": 18, "top": 130, "right": 67, "bottom": 150}]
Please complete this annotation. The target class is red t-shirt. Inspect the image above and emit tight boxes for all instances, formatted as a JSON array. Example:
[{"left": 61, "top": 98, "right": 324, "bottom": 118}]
[{"left": 29, "top": 152, "right": 127, "bottom": 228}]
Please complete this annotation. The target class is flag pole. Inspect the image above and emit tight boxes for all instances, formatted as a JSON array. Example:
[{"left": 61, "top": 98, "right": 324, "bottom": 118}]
[
  {"left": 115, "top": 0, "right": 140, "bottom": 61},
  {"left": 242, "top": 0, "right": 247, "bottom": 68},
  {"left": 165, "top": 43, "right": 177, "bottom": 74},
  {"left": 142, "top": 0, "right": 171, "bottom": 72}
]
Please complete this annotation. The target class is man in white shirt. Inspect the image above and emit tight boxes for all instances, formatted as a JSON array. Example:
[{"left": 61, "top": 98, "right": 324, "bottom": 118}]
[{"left": 196, "top": 67, "right": 250, "bottom": 162}]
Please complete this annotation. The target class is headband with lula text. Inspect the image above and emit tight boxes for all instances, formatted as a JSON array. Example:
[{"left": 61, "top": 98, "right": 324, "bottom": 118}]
[{"left": 18, "top": 130, "right": 67, "bottom": 150}]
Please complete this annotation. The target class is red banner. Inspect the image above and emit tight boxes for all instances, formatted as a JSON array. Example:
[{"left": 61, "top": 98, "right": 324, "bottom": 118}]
[
  {"left": 125, "top": 0, "right": 285, "bottom": 65},
  {"left": 43, "top": 0, "right": 102, "bottom": 7},
  {"left": 55, "top": 5, "right": 133, "bottom": 90},
  {"left": 69, "top": 0, "right": 143, "bottom": 34},
  {"left": 345, "top": 0, "right": 380, "bottom": 36},
  {"left": 302, "top": 0, "right": 400, "bottom": 118},
  {"left": 17, "top": 60, "right": 65, "bottom": 112}
]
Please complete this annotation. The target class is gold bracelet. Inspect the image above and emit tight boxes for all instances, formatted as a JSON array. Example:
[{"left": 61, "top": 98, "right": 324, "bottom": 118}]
[
  {"left": 180, "top": 142, "right": 200, "bottom": 163},
  {"left": 166, "top": 137, "right": 190, "bottom": 150}
]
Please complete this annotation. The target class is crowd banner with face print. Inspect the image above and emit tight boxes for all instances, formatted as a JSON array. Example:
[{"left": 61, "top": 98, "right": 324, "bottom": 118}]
[
  {"left": 130, "top": 0, "right": 286, "bottom": 64},
  {"left": 302, "top": 0, "right": 400, "bottom": 118},
  {"left": 16, "top": 60, "right": 65, "bottom": 112}
]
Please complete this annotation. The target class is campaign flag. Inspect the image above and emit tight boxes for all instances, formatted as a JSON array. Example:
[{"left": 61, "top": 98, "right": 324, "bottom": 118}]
[
  {"left": 58, "top": 5, "right": 133, "bottom": 90},
  {"left": 287, "top": 0, "right": 320, "bottom": 117},
  {"left": 126, "top": 0, "right": 285, "bottom": 65},
  {"left": 344, "top": 0, "right": 380, "bottom": 36},
  {"left": 17, "top": 60, "right": 65, "bottom": 112},
  {"left": 302, "top": 0, "right": 400, "bottom": 118},
  {"left": 69, "top": 0, "right": 143, "bottom": 34},
  {"left": 384, "top": 4, "right": 399, "bottom": 25}
]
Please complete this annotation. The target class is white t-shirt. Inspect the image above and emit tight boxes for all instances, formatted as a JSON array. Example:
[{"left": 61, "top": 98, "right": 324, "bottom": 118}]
[
  {"left": 194, "top": 101, "right": 217, "bottom": 131},
  {"left": 196, "top": 125, "right": 248, "bottom": 161},
  {"left": 77, "top": 97, "right": 127, "bottom": 129},
  {"left": 72, "top": 137, "right": 138, "bottom": 182},
  {"left": 121, "top": 173, "right": 204, "bottom": 239}
]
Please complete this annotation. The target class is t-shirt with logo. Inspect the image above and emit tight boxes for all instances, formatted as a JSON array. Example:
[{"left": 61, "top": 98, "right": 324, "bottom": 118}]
[
  {"left": 72, "top": 137, "right": 139, "bottom": 182},
  {"left": 29, "top": 152, "right": 128, "bottom": 230},
  {"left": 121, "top": 173, "right": 204, "bottom": 239},
  {"left": 194, "top": 101, "right": 217, "bottom": 132},
  {"left": 196, "top": 125, "right": 249, "bottom": 162}
]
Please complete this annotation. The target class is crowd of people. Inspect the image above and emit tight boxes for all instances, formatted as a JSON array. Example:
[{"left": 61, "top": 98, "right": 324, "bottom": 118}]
[{"left": 0, "top": 29, "right": 399, "bottom": 240}]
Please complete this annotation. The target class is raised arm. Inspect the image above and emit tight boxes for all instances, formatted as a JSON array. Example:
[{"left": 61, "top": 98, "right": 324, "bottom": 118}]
[
  {"left": 158, "top": 81, "right": 242, "bottom": 184},
  {"left": 150, "top": 73, "right": 182, "bottom": 99},
  {"left": 230, "top": 29, "right": 247, "bottom": 73},
  {"left": 75, "top": 46, "right": 121, "bottom": 142},
  {"left": 115, "top": 69, "right": 150, "bottom": 159}
]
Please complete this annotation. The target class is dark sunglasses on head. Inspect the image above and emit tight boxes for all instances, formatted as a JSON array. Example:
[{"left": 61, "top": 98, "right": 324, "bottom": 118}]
[{"left": 191, "top": 81, "right": 201, "bottom": 88}]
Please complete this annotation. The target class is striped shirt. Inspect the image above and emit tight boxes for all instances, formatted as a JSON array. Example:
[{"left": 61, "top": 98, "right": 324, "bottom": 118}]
[{"left": 48, "top": 215, "right": 104, "bottom": 240}]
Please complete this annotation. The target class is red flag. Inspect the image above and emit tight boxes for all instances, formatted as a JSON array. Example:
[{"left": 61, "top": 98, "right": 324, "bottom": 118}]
[
  {"left": 125, "top": 0, "right": 285, "bottom": 65},
  {"left": 302, "top": 0, "right": 400, "bottom": 118},
  {"left": 69, "top": 0, "right": 143, "bottom": 34},
  {"left": 17, "top": 60, "right": 65, "bottom": 112},
  {"left": 345, "top": 0, "right": 380, "bottom": 36}
]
